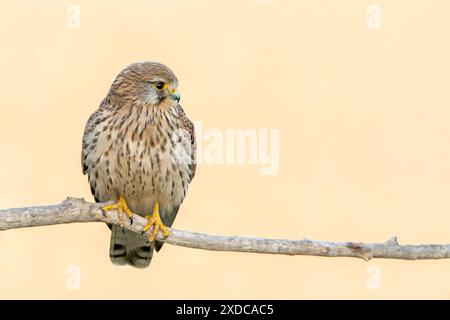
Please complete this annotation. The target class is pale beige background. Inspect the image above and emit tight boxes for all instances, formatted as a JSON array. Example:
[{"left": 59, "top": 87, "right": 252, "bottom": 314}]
[{"left": 1, "top": 0, "right": 450, "bottom": 299}]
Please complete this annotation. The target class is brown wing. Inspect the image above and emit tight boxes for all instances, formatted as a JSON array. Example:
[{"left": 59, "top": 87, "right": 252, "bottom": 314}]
[
  {"left": 81, "top": 104, "right": 109, "bottom": 202},
  {"left": 81, "top": 112, "right": 96, "bottom": 175},
  {"left": 81, "top": 97, "right": 111, "bottom": 175},
  {"left": 176, "top": 104, "right": 196, "bottom": 182}
]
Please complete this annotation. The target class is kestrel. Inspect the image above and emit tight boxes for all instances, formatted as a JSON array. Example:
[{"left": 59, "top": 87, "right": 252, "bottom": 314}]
[{"left": 81, "top": 62, "right": 196, "bottom": 268}]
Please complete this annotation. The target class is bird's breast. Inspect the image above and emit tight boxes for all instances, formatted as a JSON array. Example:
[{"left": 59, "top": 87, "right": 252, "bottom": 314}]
[{"left": 89, "top": 106, "right": 193, "bottom": 215}]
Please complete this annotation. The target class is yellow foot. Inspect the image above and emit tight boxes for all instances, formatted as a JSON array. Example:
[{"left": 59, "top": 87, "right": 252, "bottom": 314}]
[
  {"left": 102, "top": 196, "right": 134, "bottom": 227},
  {"left": 143, "top": 202, "right": 170, "bottom": 242}
]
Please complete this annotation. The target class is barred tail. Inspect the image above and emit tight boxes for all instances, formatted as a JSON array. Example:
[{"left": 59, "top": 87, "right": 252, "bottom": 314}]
[{"left": 109, "top": 225, "right": 154, "bottom": 268}]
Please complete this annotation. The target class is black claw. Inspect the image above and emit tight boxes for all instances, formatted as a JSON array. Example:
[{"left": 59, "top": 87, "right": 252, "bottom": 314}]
[{"left": 130, "top": 217, "right": 133, "bottom": 225}]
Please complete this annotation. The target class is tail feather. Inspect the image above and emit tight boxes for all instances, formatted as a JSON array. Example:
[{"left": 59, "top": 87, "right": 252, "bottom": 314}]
[{"left": 110, "top": 225, "right": 154, "bottom": 268}]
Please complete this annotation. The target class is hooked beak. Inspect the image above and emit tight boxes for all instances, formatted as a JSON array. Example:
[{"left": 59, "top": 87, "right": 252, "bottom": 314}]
[{"left": 169, "top": 87, "right": 180, "bottom": 103}]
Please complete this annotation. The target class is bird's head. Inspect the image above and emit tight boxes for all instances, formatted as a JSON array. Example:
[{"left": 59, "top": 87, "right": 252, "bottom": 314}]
[{"left": 108, "top": 62, "right": 180, "bottom": 108}]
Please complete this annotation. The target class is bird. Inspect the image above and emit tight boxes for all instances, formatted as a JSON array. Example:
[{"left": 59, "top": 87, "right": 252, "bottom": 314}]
[{"left": 81, "top": 62, "right": 196, "bottom": 268}]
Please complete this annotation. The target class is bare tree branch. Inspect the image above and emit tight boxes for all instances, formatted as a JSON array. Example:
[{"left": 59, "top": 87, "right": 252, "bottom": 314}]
[{"left": 0, "top": 197, "right": 449, "bottom": 261}]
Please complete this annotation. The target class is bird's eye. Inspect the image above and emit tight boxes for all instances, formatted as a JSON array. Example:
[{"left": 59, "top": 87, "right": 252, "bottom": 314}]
[{"left": 154, "top": 82, "right": 167, "bottom": 91}]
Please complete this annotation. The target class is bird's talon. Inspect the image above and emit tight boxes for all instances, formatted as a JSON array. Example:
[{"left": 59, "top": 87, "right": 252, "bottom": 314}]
[
  {"left": 124, "top": 207, "right": 133, "bottom": 219},
  {"left": 101, "top": 196, "right": 134, "bottom": 227},
  {"left": 143, "top": 215, "right": 154, "bottom": 233},
  {"left": 144, "top": 202, "right": 170, "bottom": 242},
  {"left": 160, "top": 224, "right": 170, "bottom": 237}
]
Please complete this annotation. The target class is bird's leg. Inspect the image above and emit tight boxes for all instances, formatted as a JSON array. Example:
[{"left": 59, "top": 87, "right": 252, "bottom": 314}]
[
  {"left": 143, "top": 201, "right": 169, "bottom": 242},
  {"left": 102, "top": 195, "right": 134, "bottom": 227}
]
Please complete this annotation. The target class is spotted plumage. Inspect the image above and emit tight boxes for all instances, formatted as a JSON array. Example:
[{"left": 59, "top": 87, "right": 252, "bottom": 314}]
[{"left": 82, "top": 62, "right": 196, "bottom": 268}]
